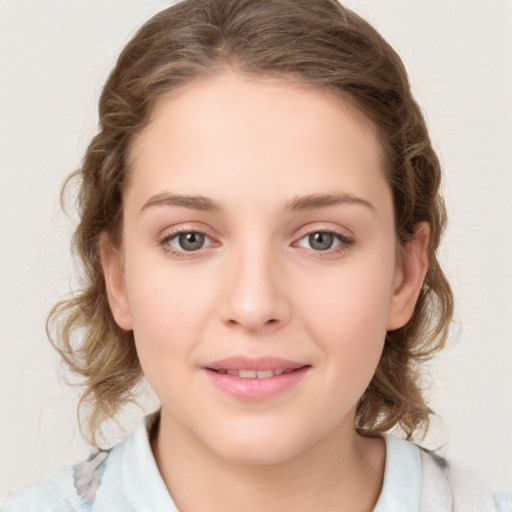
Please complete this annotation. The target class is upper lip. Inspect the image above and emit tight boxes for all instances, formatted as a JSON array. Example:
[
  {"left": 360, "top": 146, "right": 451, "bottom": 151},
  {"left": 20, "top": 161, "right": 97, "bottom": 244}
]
[{"left": 204, "top": 356, "right": 308, "bottom": 371}]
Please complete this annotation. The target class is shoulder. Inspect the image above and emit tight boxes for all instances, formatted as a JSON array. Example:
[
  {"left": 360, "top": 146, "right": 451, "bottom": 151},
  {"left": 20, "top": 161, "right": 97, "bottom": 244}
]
[
  {"left": 1, "top": 413, "right": 171, "bottom": 512},
  {"left": 377, "top": 435, "right": 510, "bottom": 512},
  {"left": 2, "top": 446, "right": 124, "bottom": 512},
  {"left": 2, "top": 448, "right": 123, "bottom": 512},
  {"left": 1, "top": 463, "right": 82, "bottom": 512},
  {"left": 418, "top": 445, "right": 512, "bottom": 512}
]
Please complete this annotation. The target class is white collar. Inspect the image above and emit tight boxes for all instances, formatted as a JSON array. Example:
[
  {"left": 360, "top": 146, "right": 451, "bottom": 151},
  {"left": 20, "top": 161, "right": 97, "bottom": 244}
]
[{"left": 108, "top": 415, "right": 423, "bottom": 511}]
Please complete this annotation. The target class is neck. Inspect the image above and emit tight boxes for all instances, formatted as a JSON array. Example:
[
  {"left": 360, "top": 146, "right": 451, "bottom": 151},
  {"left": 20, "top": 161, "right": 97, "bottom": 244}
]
[{"left": 151, "top": 412, "right": 385, "bottom": 512}]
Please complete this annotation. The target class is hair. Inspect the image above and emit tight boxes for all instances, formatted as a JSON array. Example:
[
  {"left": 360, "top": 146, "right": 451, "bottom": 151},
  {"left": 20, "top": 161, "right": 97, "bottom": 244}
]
[{"left": 48, "top": 0, "right": 453, "bottom": 446}]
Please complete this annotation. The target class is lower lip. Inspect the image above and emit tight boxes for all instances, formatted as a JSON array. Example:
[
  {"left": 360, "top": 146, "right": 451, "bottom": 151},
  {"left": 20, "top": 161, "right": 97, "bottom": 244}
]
[{"left": 204, "top": 367, "right": 310, "bottom": 401}]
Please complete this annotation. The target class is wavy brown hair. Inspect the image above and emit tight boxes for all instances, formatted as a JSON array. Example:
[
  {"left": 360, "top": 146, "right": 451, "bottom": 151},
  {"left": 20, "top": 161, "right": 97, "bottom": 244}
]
[{"left": 48, "top": 0, "right": 453, "bottom": 446}]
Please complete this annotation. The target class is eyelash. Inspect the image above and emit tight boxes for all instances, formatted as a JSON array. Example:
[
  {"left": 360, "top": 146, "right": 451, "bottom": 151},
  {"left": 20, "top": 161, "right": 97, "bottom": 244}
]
[
  {"left": 294, "top": 230, "right": 354, "bottom": 257},
  {"left": 158, "top": 227, "right": 215, "bottom": 258},
  {"left": 158, "top": 227, "right": 354, "bottom": 258}
]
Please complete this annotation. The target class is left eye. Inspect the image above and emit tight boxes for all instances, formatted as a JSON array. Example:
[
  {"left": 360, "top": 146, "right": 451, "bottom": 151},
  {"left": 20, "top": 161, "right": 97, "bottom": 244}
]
[
  {"left": 296, "top": 231, "right": 348, "bottom": 251},
  {"left": 164, "top": 231, "right": 212, "bottom": 252}
]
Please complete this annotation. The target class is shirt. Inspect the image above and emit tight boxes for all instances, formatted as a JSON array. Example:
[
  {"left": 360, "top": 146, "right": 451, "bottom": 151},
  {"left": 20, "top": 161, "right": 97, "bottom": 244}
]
[{"left": 3, "top": 414, "right": 511, "bottom": 511}]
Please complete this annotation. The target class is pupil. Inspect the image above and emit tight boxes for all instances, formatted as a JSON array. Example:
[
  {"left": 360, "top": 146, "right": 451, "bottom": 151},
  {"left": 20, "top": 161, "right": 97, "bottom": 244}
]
[
  {"left": 179, "top": 232, "right": 204, "bottom": 251},
  {"left": 309, "top": 232, "right": 333, "bottom": 251}
]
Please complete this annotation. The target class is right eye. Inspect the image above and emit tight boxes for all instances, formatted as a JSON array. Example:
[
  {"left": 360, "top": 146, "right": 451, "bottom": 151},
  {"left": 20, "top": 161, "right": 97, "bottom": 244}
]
[{"left": 159, "top": 230, "right": 215, "bottom": 256}]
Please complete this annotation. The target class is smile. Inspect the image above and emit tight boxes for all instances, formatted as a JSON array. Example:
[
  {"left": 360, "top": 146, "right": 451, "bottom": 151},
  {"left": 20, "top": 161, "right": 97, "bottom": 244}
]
[
  {"left": 203, "top": 357, "right": 310, "bottom": 400},
  {"left": 212, "top": 368, "right": 296, "bottom": 378}
]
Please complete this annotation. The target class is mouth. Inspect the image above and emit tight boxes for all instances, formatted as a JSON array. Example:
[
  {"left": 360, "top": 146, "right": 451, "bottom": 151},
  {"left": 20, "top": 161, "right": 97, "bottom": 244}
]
[
  {"left": 203, "top": 357, "right": 310, "bottom": 400},
  {"left": 207, "top": 367, "right": 306, "bottom": 378},
  {"left": 204, "top": 356, "right": 309, "bottom": 377}
]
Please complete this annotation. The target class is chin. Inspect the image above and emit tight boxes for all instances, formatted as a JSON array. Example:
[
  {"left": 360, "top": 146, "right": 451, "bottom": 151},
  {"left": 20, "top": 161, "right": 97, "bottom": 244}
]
[
  {"left": 202, "top": 419, "right": 313, "bottom": 466},
  {"left": 215, "top": 439, "right": 299, "bottom": 466}
]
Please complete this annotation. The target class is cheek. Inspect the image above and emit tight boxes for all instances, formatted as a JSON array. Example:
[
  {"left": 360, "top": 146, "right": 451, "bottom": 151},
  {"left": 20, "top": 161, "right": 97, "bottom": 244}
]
[
  {"left": 124, "top": 267, "right": 212, "bottom": 403},
  {"left": 300, "top": 262, "right": 394, "bottom": 334},
  {"left": 123, "top": 259, "right": 214, "bottom": 360},
  {"left": 296, "top": 259, "right": 395, "bottom": 378}
]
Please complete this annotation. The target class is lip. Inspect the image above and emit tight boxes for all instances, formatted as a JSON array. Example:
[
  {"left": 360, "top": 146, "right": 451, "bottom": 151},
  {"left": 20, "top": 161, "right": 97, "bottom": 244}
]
[
  {"left": 205, "top": 356, "right": 307, "bottom": 372},
  {"left": 203, "top": 356, "right": 310, "bottom": 401}
]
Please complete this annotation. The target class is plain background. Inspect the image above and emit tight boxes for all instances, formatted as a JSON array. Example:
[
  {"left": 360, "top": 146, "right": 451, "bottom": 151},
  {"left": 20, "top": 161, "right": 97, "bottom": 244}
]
[{"left": 1, "top": 0, "right": 511, "bottom": 499}]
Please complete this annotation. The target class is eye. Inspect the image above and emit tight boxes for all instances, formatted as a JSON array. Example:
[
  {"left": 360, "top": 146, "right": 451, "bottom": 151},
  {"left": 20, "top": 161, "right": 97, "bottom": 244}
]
[
  {"left": 296, "top": 231, "right": 353, "bottom": 253},
  {"left": 174, "top": 232, "right": 206, "bottom": 251},
  {"left": 159, "top": 229, "right": 214, "bottom": 255}
]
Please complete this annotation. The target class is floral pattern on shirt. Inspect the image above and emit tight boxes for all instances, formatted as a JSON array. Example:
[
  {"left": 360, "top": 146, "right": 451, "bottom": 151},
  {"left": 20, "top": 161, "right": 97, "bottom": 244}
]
[{"left": 73, "top": 449, "right": 109, "bottom": 506}]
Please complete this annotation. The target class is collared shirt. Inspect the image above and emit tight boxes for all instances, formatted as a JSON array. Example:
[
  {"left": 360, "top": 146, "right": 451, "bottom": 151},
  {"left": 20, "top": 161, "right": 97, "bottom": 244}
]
[{"left": 3, "top": 414, "right": 511, "bottom": 511}]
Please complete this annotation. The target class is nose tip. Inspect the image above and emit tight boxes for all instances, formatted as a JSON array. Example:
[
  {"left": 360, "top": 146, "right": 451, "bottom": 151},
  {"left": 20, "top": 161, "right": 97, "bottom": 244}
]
[
  {"left": 226, "top": 312, "right": 280, "bottom": 333},
  {"left": 219, "top": 254, "right": 290, "bottom": 333}
]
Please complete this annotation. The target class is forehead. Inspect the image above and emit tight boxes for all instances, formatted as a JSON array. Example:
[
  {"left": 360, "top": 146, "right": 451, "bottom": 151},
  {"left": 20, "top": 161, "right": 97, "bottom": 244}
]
[{"left": 127, "top": 72, "right": 389, "bottom": 216}]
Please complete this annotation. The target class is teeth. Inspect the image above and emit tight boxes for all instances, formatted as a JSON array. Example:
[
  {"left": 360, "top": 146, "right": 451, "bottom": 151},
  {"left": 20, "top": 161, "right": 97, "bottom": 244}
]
[
  {"left": 238, "top": 370, "right": 257, "bottom": 378},
  {"left": 217, "top": 369, "right": 293, "bottom": 378},
  {"left": 256, "top": 370, "right": 274, "bottom": 378}
]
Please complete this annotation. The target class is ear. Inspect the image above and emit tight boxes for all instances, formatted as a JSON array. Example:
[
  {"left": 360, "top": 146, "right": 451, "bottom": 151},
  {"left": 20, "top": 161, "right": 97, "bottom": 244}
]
[
  {"left": 386, "top": 222, "right": 430, "bottom": 331},
  {"left": 99, "top": 234, "right": 133, "bottom": 331}
]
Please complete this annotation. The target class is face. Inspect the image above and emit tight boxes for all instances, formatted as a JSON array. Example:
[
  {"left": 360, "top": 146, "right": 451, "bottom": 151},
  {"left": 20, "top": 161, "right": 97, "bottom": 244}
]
[{"left": 102, "top": 72, "right": 427, "bottom": 465}]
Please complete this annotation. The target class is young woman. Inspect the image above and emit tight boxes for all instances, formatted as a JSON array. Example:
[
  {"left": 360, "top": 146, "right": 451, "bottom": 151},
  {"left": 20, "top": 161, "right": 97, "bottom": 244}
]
[{"left": 3, "top": 0, "right": 511, "bottom": 510}]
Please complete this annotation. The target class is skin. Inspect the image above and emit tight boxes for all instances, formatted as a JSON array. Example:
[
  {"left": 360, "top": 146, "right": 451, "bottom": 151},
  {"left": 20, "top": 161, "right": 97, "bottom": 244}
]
[{"left": 101, "top": 72, "right": 429, "bottom": 512}]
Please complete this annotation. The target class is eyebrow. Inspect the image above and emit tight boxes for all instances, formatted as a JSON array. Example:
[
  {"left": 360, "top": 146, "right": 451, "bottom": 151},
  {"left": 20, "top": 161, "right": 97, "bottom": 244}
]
[
  {"left": 141, "top": 193, "right": 223, "bottom": 213},
  {"left": 140, "top": 191, "right": 375, "bottom": 214},
  {"left": 285, "top": 192, "right": 375, "bottom": 213}
]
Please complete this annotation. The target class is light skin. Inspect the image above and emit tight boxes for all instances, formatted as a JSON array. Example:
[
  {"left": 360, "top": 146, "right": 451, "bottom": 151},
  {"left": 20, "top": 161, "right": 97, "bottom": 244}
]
[{"left": 101, "top": 72, "right": 429, "bottom": 512}]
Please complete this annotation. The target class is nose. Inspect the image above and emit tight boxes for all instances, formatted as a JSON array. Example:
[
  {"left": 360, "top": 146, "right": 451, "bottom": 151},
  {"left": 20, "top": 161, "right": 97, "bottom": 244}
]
[{"left": 219, "top": 245, "right": 291, "bottom": 333}]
